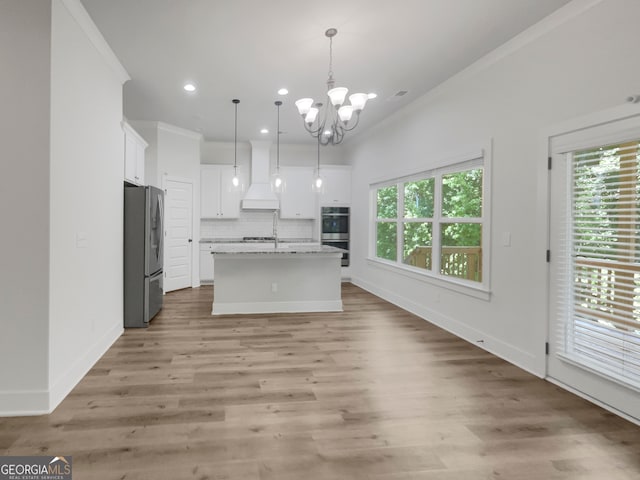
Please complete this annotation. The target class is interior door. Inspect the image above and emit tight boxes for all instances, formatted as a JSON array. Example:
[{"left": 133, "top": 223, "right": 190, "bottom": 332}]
[{"left": 164, "top": 179, "right": 193, "bottom": 292}]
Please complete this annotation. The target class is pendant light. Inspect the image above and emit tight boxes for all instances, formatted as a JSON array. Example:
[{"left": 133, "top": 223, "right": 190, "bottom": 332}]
[
  {"left": 231, "top": 99, "right": 241, "bottom": 189},
  {"left": 313, "top": 134, "right": 323, "bottom": 193},
  {"left": 271, "top": 100, "right": 283, "bottom": 192}
]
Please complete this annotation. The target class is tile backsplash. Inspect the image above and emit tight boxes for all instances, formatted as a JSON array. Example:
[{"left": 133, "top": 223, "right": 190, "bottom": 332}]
[{"left": 201, "top": 211, "right": 315, "bottom": 240}]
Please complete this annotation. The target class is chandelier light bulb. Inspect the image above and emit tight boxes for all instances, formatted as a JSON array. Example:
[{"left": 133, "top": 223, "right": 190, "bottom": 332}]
[
  {"left": 274, "top": 175, "right": 282, "bottom": 188},
  {"left": 315, "top": 176, "right": 323, "bottom": 189},
  {"left": 232, "top": 175, "right": 239, "bottom": 187}
]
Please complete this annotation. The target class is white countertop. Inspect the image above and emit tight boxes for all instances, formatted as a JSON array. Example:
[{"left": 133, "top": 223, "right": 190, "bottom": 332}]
[{"left": 209, "top": 244, "right": 344, "bottom": 255}]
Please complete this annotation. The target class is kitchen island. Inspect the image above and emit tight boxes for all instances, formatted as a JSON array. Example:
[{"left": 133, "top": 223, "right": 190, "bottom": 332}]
[{"left": 210, "top": 244, "right": 344, "bottom": 315}]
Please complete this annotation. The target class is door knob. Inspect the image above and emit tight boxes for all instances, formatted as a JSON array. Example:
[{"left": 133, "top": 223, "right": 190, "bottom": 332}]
[{"left": 188, "top": 239, "right": 193, "bottom": 243}]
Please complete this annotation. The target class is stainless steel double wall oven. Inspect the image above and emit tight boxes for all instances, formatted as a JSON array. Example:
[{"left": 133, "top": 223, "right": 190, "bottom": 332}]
[{"left": 321, "top": 206, "right": 349, "bottom": 267}]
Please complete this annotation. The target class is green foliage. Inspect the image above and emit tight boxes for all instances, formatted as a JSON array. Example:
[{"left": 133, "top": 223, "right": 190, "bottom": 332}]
[
  {"left": 377, "top": 186, "right": 397, "bottom": 219},
  {"left": 404, "top": 179, "right": 434, "bottom": 218},
  {"left": 376, "top": 223, "right": 397, "bottom": 261},
  {"left": 441, "top": 223, "right": 481, "bottom": 247},
  {"left": 573, "top": 146, "right": 631, "bottom": 258},
  {"left": 440, "top": 168, "right": 483, "bottom": 246},
  {"left": 442, "top": 168, "right": 483, "bottom": 217},
  {"left": 375, "top": 167, "right": 483, "bottom": 264}
]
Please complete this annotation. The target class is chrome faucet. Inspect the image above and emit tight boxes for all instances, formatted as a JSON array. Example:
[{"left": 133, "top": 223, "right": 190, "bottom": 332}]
[{"left": 273, "top": 210, "right": 279, "bottom": 248}]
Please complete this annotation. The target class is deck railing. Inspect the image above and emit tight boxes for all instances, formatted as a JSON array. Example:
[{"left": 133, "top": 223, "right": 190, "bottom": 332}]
[
  {"left": 574, "top": 257, "right": 640, "bottom": 331},
  {"left": 404, "top": 246, "right": 482, "bottom": 282}
]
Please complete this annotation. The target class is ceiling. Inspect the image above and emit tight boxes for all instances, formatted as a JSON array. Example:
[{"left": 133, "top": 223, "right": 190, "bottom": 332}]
[{"left": 80, "top": 0, "right": 572, "bottom": 145}]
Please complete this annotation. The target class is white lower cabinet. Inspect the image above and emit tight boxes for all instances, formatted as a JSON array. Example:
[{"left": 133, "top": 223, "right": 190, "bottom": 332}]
[{"left": 199, "top": 244, "right": 214, "bottom": 283}]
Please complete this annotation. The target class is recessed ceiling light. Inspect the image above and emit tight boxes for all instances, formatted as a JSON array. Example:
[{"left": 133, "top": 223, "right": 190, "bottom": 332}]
[
  {"left": 260, "top": 128, "right": 269, "bottom": 134},
  {"left": 367, "top": 92, "right": 377, "bottom": 99},
  {"left": 278, "top": 88, "right": 289, "bottom": 96},
  {"left": 183, "top": 83, "right": 196, "bottom": 92}
]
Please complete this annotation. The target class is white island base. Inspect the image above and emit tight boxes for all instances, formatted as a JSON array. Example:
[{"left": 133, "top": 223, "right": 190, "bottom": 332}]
[{"left": 211, "top": 249, "right": 343, "bottom": 315}]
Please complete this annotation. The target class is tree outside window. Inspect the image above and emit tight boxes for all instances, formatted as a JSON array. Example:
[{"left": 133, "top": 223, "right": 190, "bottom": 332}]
[{"left": 373, "top": 160, "right": 485, "bottom": 285}]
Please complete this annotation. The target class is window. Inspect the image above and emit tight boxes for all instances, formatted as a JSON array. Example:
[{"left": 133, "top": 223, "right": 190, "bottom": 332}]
[
  {"left": 372, "top": 151, "right": 487, "bottom": 289},
  {"left": 559, "top": 139, "right": 640, "bottom": 386}
]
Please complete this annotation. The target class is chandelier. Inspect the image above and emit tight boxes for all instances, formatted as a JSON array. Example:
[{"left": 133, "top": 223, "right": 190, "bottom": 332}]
[{"left": 295, "top": 28, "right": 370, "bottom": 146}]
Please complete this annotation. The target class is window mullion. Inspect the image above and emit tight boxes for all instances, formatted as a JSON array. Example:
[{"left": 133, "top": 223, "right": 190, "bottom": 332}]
[
  {"left": 397, "top": 181, "right": 404, "bottom": 265},
  {"left": 433, "top": 173, "right": 442, "bottom": 277}
]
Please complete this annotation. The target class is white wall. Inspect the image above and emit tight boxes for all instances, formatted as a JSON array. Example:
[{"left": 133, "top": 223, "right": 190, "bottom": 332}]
[
  {"left": 0, "top": 0, "right": 52, "bottom": 413},
  {"left": 0, "top": 0, "right": 128, "bottom": 415},
  {"left": 346, "top": 0, "right": 640, "bottom": 376},
  {"left": 48, "top": 0, "right": 128, "bottom": 410},
  {"left": 201, "top": 140, "right": 346, "bottom": 168}
]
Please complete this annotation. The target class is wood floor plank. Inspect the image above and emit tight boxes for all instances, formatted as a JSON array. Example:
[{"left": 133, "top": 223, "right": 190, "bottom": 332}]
[{"left": 1, "top": 283, "right": 638, "bottom": 479}]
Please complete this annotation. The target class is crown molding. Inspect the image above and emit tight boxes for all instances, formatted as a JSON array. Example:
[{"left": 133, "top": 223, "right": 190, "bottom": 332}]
[
  {"left": 59, "top": 0, "right": 130, "bottom": 84},
  {"left": 129, "top": 121, "right": 203, "bottom": 141},
  {"left": 157, "top": 122, "right": 203, "bottom": 140}
]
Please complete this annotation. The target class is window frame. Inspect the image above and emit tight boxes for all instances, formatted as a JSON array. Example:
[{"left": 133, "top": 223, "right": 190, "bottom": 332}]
[{"left": 369, "top": 146, "right": 491, "bottom": 299}]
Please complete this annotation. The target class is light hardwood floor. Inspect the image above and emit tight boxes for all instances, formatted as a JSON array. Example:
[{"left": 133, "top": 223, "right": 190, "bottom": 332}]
[{"left": 2, "top": 283, "right": 639, "bottom": 479}]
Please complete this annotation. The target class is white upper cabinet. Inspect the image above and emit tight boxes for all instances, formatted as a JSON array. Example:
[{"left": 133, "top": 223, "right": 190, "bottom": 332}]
[
  {"left": 320, "top": 165, "right": 351, "bottom": 205},
  {"left": 279, "top": 166, "right": 317, "bottom": 219},
  {"left": 201, "top": 164, "right": 241, "bottom": 218},
  {"left": 122, "top": 121, "right": 147, "bottom": 185}
]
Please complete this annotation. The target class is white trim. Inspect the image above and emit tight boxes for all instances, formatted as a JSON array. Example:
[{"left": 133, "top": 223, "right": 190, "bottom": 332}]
[
  {"left": 543, "top": 103, "right": 640, "bottom": 141},
  {"left": 1, "top": 323, "right": 122, "bottom": 416},
  {"left": 352, "top": 275, "right": 540, "bottom": 377},
  {"left": 0, "top": 390, "right": 50, "bottom": 417},
  {"left": 212, "top": 300, "right": 343, "bottom": 315},
  {"left": 157, "top": 122, "right": 203, "bottom": 140},
  {"left": 428, "top": 0, "right": 603, "bottom": 97},
  {"left": 353, "top": 0, "right": 604, "bottom": 149},
  {"left": 545, "top": 376, "right": 640, "bottom": 426},
  {"left": 48, "top": 323, "right": 123, "bottom": 413},
  {"left": 128, "top": 121, "right": 204, "bottom": 141},
  {"left": 369, "top": 148, "right": 483, "bottom": 186},
  {"left": 556, "top": 353, "right": 640, "bottom": 395},
  {"left": 370, "top": 142, "right": 491, "bottom": 292},
  {"left": 59, "top": 0, "right": 130, "bottom": 84},
  {"left": 121, "top": 121, "right": 148, "bottom": 148},
  {"left": 366, "top": 257, "right": 491, "bottom": 301}
]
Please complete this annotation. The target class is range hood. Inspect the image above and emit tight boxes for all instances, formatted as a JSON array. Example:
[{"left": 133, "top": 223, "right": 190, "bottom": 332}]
[{"left": 241, "top": 140, "right": 280, "bottom": 210}]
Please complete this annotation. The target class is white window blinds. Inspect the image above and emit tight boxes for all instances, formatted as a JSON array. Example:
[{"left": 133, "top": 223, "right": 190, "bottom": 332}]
[{"left": 558, "top": 140, "right": 640, "bottom": 387}]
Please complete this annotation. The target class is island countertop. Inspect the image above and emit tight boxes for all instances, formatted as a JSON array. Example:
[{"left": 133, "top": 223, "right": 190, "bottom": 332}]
[{"left": 209, "top": 244, "right": 344, "bottom": 255}]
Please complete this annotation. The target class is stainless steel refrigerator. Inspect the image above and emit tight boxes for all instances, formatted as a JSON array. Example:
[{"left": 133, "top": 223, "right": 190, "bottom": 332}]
[{"left": 124, "top": 185, "right": 164, "bottom": 327}]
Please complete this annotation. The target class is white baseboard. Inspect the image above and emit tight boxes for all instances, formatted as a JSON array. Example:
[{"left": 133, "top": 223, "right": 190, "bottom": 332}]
[
  {"left": 0, "top": 323, "right": 122, "bottom": 417},
  {"left": 48, "top": 323, "right": 123, "bottom": 413},
  {"left": 351, "top": 275, "right": 542, "bottom": 378},
  {"left": 0, "top": 390, "right": 50, "bottom": 417},
  {"left": 546, "top": 376, "right": 640, "bottom": 426},
  {"left": 212, "top": 300, "right": 343, "bottom": 315}
]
